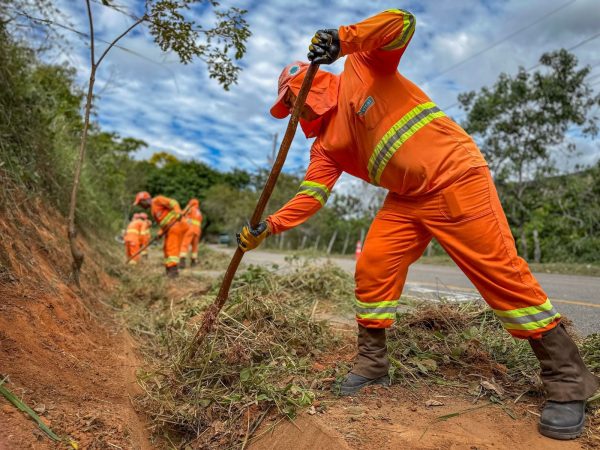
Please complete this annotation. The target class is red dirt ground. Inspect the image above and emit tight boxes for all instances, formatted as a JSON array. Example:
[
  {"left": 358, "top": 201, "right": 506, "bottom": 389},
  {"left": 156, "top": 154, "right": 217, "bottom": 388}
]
[{"left": 0, "top": 197, "right": 151, "bottom": 449}]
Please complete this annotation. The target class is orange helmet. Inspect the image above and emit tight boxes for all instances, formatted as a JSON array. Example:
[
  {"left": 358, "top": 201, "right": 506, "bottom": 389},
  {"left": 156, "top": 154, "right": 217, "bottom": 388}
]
[
  {"left": 133, "top": 191, "right": 151, "bottom": 206},
  {"left": 189, "top": 198, "right": 200, "bottom": 208}
]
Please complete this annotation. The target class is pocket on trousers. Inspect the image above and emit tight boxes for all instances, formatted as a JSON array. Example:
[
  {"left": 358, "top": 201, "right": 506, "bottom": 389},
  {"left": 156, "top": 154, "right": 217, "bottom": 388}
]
[{"left": 438, "top": 167, "right": 492, "bottom": 222}]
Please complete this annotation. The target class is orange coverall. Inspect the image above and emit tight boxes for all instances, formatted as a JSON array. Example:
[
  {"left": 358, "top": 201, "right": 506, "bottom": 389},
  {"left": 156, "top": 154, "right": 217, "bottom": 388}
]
[
  {"left": 266, "top": 10, "right": 560, "bottom": 340},
  {"left": 140, "top": 219, "right": 152, "bottom": 257},
  {"left": 151, "top": 196, "right": 188, "bottom": 268},
  {"left": 124, "top": 218, "right": 144, "bottom": 264},
  {"left": 180, "top": 200, "right": 202, "bottom": 261}
]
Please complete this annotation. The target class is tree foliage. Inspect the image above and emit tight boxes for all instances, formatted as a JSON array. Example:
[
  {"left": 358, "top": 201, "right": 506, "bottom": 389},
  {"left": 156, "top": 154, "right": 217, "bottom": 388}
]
[{"left": 459, "top": 49, "right": 600, "bottom": 262}]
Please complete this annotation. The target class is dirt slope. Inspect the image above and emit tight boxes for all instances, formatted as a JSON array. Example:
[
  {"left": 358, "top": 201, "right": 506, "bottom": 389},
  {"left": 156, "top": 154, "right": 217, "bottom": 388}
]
[{"left": 0, "top": 196, "right": 151, "bottom": 449}]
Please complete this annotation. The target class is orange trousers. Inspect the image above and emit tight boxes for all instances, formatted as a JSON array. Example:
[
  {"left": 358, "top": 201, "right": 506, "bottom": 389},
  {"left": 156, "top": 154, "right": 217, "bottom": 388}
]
[
  {"left": 355, "top": 167, "right": 560, "bottom": 339},
  {"left": 125, "top": 240, "right": 141, "bottom": 264},
  {"left": 163, "top": 221, "right": 189, "bottom": 268},
  {"left": 180, "top": 229, "right": 200, "bottom": 260}
]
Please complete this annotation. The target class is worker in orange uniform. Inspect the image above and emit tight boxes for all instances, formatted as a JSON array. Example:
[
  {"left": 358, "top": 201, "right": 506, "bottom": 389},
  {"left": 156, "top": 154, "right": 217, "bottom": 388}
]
[
  {"left": 124, "top": 213, "right": 144, "bottom": 264},
  {"left": 139, "top": 212, "right": 152, "bottom": 260},
  {"left": 237, "top": 10, "right": 598, "bottom": 440},
  {"left": 133, "top": 191, "right": 188, "bottom": 278},
  {"left": 179, "top": 198, "right": 203, "bottom": 268}
]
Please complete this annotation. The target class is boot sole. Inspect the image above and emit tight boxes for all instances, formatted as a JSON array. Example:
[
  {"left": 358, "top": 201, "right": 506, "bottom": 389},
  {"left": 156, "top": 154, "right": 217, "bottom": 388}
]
[
  {"left": 539, "top": 420, "right": 584, "bottom": 440},
  {"left": 339, "top": 375, "right": 390, "bottom": 396}
]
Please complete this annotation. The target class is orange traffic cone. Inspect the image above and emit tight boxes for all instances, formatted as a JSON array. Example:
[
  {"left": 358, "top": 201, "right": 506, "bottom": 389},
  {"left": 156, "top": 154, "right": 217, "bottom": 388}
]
[{"left": 355, "top": 240, "right": 362, "bottom": 260}]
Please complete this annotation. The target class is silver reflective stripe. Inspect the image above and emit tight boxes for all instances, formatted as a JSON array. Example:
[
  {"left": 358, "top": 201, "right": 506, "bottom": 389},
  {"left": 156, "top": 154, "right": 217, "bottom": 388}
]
[
  {"left": 356, "top": 306, "right": 398, "bottom": 315},
  {"left": 370, "top": 104, "right": 441, "bottom": 181},
  {"left": 496, "top": 307, "right": 559, "bottom": 325},
  {"left": 299, "top": 185, "right": 328, "bottom": 202}
]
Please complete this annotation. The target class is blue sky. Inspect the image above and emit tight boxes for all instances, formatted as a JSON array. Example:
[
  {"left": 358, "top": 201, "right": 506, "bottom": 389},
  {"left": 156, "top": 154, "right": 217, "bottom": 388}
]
[{"left": 35, "top": 0, "right": 600, "bottom": 185}]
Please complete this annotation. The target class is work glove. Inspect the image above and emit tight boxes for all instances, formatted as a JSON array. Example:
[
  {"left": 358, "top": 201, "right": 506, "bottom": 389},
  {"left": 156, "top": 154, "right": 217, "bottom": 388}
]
[
  {"left": 237, "top": 221, "right": 269, "bottom": 252},
  {"left": 308, "top": 29, "right": 340, "bottom": 65}
]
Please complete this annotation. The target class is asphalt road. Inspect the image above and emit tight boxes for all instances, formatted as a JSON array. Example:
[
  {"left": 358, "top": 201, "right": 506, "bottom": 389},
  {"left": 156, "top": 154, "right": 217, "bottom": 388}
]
[{"left": 217, "top": 246, "right": 600, "bottom": 336}]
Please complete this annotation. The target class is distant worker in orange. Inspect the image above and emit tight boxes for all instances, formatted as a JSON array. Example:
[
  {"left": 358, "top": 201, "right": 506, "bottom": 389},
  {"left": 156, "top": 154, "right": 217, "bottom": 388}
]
[
  {"left": 133, "top": 191, "right": 188, "bottom": 278},
  {"left": 139, "top": 212, "right": 152, "bottom": 260},
  {"left": 179, "top": 198, "right": 203, "bottom": 268},
  {"left": 124, "top": 213, "right": 144, "bottom": 265},
  {"left": 237, "top": 9, "right": 598, "bottom": 440}
]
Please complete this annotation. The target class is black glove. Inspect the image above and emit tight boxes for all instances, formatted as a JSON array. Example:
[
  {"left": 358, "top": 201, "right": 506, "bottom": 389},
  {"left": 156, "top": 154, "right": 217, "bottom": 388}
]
[{"left": 307, "top": 29, "right": 340, "bottom": 65}]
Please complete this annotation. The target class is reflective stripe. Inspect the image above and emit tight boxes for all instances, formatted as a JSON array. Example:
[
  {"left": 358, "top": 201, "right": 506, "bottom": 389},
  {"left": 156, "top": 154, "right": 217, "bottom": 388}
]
[
  {"left": 188, "top": 219, "right": 201, "bottom": 226},
  {"left": 126, "top": 228, "right": 141, "bottom": 234},
  {"left": 140, "top": 230, "right": 151, "bottom": 235},
  {"left": 355, "top": 299, "right": 398, "bottom": 321},
  {"left": 164, "top": 256, "right": 179, "bottom": 264},
  {"left": 382, "top": 10, "right": 416, "bottom": 51},
  {"left": 297, "top": 180, "right": 330, "bottom": 206},
  {"left": 192, "top": 252, "right": 198, "bottom": 258},
  {"left": 159, "top": 210, "right": 178, "bottom": 228},
  {"left": 494, "top": 299, "right": 561, "bottom": 331},
  {"left": 368, "top": 102, "right": 445, "bottom": 184}
]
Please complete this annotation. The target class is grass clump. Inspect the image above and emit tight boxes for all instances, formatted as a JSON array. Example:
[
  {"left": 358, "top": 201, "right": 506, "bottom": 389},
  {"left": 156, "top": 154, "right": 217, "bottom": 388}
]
[
  {"left": 388, "top": 300, "right": 599, "bottom": 398},
  {"left": 124, "top": 263, "right": 342, "bottom": 448}
]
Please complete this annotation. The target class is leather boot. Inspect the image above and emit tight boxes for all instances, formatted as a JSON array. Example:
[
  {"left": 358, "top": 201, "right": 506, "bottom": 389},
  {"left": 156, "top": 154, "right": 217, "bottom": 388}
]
[
  {"left": 338, "top": 325, "right": 390, "bottom": 396},
  {"left": 166, "top": 265, "right": 179, "bottom": 279},
  {"left": 191, "top": 258, "right": 198, "bottom": 267},
  {"left": 179, "top": 257, "right": 187, "bottom": 269},
  {"left": 529, "top": 323, "right": 599, "bottom": 440}
]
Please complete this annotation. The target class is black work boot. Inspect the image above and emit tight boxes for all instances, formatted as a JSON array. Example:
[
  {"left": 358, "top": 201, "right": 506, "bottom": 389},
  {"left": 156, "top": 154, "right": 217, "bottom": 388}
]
[
  {"left": 166, "top": 265, "right": 179, "bottom": 279},
  {"left": 338, "top": 325, "right": 390, "bottom": 396},
  {"left": 529, "top": 323, "right": 599, "bottom": 440},
  {"left": 190, "top": 258, "right": 198, "bottom": 267},
  {"left": 179, "top": 257, "right": 187, "bottom": 269}
]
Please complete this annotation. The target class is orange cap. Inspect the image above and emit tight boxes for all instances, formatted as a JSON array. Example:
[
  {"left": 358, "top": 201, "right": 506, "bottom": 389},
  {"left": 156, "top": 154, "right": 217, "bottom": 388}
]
[
  {"left": 270, "top": 61, "right": 309, "bottom": 119},
  {"left": 133, "top": 191, "right": 151, "bottom": 206}
]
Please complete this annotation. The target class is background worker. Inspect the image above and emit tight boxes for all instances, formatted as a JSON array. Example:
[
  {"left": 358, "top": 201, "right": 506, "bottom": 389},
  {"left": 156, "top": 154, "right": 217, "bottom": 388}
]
[
  {"left": 179, "top": 198, "right": 203, "bottom": 268},
  {"left": 139, "top": 212, "right": 152, "bottom": 260},
  {"left": 237, "top": 9, "right": 598, "bottom": 440},
  {"left": 133, "top": 191, "right": 188, "bottom": 278},
  {"left": 124, "top": 213, "right": 144, "bottom": 265}
]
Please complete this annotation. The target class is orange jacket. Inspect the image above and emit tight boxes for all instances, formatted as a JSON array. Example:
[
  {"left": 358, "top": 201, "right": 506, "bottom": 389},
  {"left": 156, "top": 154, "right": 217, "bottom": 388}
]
[
  {"left": 124, "top": 218, "right": 144, "bottom": 243},
  {"left": 267, "top": 10, "right": 487, "bottom": 234},
  {"left": 151, "top": 195, "right": 182, "bottom": 230},
  {"left": 184, "top": 206, "right": 202, "bottom": 234}
]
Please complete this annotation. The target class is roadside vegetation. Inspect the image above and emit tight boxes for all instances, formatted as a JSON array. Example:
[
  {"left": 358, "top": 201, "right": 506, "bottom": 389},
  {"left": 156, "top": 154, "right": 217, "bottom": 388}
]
[{"left": 109, "top": 252, "right": 599, "bottom": 448}]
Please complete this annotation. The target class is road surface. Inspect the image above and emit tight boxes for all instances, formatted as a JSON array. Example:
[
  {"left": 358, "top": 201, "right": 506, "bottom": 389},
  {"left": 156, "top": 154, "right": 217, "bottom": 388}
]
[{"left": 212, "top": 246, "right": 600, "bottom": 336}]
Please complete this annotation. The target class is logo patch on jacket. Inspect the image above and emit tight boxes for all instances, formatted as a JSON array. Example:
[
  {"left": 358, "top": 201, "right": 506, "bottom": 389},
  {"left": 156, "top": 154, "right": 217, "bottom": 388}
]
[{"left": 357, "top": 96, "right": 375, "bottom": 116}]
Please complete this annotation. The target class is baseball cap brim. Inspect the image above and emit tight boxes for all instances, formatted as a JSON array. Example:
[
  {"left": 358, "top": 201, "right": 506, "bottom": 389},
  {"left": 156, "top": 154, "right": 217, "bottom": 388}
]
[{"left": 270, "top": 86, "right": 291, "bottom": 119}]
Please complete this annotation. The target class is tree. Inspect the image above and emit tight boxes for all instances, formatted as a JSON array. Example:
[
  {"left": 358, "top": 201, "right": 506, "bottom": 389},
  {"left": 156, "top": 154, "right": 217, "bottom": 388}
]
[
  {"left": 458, "top": 49, "right": 600, "bottom": 259},
  {"left": 59, "top": 0, "right": 250, "bottom": 286}
]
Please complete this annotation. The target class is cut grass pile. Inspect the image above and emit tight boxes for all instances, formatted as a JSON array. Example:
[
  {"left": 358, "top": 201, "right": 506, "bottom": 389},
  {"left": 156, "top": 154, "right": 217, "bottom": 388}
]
[
  {"left": 113, "top": 255, "right": 599, "bottom": 447},
  {"left": 114, "top": 261, "right": 348, "bottom": 448}
]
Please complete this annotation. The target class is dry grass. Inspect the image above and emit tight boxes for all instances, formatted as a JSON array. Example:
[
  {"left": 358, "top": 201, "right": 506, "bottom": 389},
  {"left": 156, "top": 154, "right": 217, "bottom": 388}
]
[{"left": 112, "top": 254, "right": 599, "bottom": 448}]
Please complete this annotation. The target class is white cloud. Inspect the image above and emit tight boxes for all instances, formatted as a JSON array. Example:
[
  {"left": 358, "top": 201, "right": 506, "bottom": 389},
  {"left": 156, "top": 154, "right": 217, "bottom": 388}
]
[{"left": 36, "top": 0, "right": 600, "bottom": 191}]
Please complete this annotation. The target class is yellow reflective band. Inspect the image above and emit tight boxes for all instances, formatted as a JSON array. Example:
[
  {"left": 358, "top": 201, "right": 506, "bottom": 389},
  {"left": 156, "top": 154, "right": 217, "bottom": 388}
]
[
  {"left": 297, "top": 180, "right": 330, "bottom": 206},
  {"left": 494, "top": 299, "right": 561, "bottom": 331},
  {"left": 126, "top": 228, "right": 141, "bottom": 234},
  {"left": 164, "top": 256, "right": 179, "bottom": 264},
  {"left": 500, "top": 314, "right": 561, "bottom": 331},
  {"left": 494, "top": 298, "right": 554, "bottom": 318},
  {"left": 169, "top": 199, "right": 179, "bottom": 208},
  {"left": 159, "top": 210, "right": 178, "bottom": 228},
  {"left": 368, "top": 102, "right": 446, "bottom": 184},
  {"left": 355, "top": 299, "right": 398, "bottom": 318},
  {"left": 382, "top": 10, "right": 416, "bottom": 51},
  {"left": 192, "top": 252, "right": 198, "bottom": 258},
  {"left": 188, "top": 219, "right": 201, "bottom": 226},
  {"left": 140, "top": 230, "right": 151, "bottom": 235}
]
